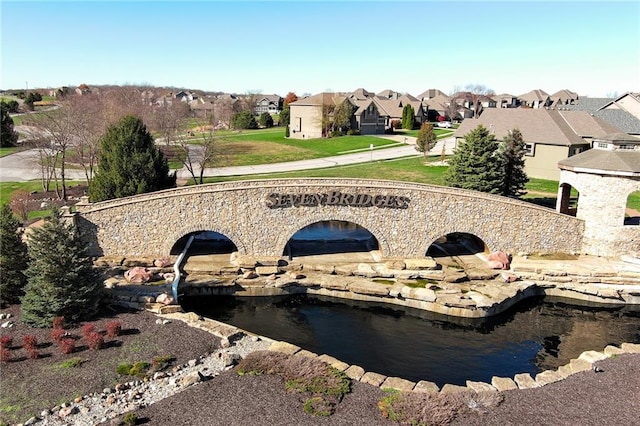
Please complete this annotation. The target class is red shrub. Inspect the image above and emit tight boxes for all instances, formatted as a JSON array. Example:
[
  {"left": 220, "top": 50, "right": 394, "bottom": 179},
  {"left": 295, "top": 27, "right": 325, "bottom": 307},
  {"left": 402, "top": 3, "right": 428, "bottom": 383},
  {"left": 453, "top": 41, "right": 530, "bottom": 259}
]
[
  {"left": 22, "top": 335, "right": 38, "bottom": 349},
  {"left": 0, "top": 336, "right": 13, "bottom": 349},
  {"left": 86, "top": 331, "right": 104, "bottom": 350},
  {"left": 105, "top": 320, "right": 122, "bottom": 338},
  {"left": 26, "top": 347, "right": 39, "bottom": 359},
  {"left": 51, "top": 328, "right": 66, "bottom": 343},
  {"left": 81, "top": 324, "right": 96, "bottom": 338},
  {"left": 52, "top": 316, "right": 65, "bottom": 329},
  {"left": 60, "top": 338, "right": 75, "bottom": 354},
  {"left": 0, "top": 348, "right": 11, "bottom": 363}
]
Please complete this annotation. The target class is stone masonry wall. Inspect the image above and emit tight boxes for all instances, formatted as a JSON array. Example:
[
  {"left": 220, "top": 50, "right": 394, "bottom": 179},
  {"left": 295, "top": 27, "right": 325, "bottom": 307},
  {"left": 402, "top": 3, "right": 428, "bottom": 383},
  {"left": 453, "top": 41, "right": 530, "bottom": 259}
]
[
  {"left": 75, "top": 179, "right": 584, "bottom": 259},
  {"left": 560, "top": 171, "right": 640, "bottom": 257}
]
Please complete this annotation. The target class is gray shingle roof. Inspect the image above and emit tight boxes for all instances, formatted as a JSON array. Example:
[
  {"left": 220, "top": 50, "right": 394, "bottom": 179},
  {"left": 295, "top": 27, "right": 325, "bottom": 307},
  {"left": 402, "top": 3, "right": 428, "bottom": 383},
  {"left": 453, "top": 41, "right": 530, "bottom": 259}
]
[
  {"left": 453, "top": 108, "right": 621, "bottom": 146},
  {"left": 558, "top": 149, "right": 640, "bottom": 175}
]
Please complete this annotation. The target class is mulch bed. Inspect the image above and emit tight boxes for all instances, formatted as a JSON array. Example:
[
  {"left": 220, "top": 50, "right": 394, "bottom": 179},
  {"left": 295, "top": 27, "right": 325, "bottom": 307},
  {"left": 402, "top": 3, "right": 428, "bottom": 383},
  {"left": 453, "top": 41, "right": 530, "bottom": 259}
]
[{"left": 0, "top": 304, "right": 221, "bottom": 425}]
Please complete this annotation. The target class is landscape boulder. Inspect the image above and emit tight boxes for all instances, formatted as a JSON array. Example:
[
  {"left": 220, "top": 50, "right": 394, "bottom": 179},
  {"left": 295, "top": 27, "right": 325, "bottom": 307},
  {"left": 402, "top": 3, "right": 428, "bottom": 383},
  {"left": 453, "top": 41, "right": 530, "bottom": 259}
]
[
  {"left": 124, "top": 267, "right": 155, "bottom": 283},
  {"left": 486, "top": 251, "right": 512, "bottom": 270},
  {"left": 154, "top": 257, "right": 173, "bottom": 268},
  {"left": 156, "top": 293, "right": 175, "bottom": 305}
]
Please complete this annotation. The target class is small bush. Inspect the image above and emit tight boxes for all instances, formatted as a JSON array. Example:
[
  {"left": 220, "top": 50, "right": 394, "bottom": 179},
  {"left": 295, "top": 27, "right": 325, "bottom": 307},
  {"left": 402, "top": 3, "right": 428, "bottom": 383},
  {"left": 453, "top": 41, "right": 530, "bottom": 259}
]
[
  {"left": 346, "top": 129, "right": 361, "bottom": 136},
  {"left": 116, "top": 363, "right": 133, "bottom": 375},
  {"left": 377, "top": 388, "right": 503, "bottom": 426},
  {"left": 55, "top": 358, "right": 84, "bottom": 369},
  {"left": 123, "top": 412, "right": 138, "bottom": 426},
  {"left": 0, "top": 347, "right": 11, "bottom": 363},
  {"left": 236, "top": 351, "right": 351, "bottom": 417},
  {"left": 22, "top": 335, "right": 37, "bottom": 349},
  {"left": 60, "top": 338, "right": 76, "bottom": 354},
  {"left": 81, "top": 323, "right": 96, "bottom": 338},
  {"left": 51, "top": 328, "right": 66, "bottom": 343},
  {"left": 391, "top": 119, "right": 402, "bottom": 129},
  {"left": 105, "top": 320, "right": 122, "bottom": 338},
  {"left": 129, "top": 361, "right": 150, "bottom": 378},
  {"left": 85, "top": 331, "right": 104, "bottom": 350},
  {"left": 0, "top": 336, "right": 13, "bottom": 349},
  {"left": 303, "top": 396, "right": 333, "bottom": 417},
  {"left": 329, "top": 130, "right": 342, "bottom": 138},
  {"left": 52, "top": 316, "right": 65, "bottom": 329},
  {"left": 26, "top": 347, "right": 39, "bottom": 359},
  {"left": 151, "top": 354, "right": 175, "bottom": 372}
]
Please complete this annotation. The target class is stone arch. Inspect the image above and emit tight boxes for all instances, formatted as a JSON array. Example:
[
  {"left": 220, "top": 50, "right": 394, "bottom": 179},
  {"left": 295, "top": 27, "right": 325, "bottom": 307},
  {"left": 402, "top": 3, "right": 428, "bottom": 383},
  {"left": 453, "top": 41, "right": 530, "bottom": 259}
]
[
  {"left": 425, "top": 231, "right": 490, "bottom": 258},
  {"left": 170, "top": 230, "right": 238, "bottom": 256},
  {"left": 425, "top": 225, "right": 496, "bottom": 256},
  {"left": 276, "top": 214, "right": 391, "bottom": 258},
  {"left": 162, "top": 223, "right": 247, "bottom": 258}
]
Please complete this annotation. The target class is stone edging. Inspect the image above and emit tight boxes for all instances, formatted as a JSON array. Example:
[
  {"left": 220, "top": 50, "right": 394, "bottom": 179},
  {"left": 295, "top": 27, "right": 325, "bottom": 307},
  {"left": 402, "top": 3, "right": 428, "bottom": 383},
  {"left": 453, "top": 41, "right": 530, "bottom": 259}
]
[{"left": 165, "top": 311, "right": 640, "bottom": 395}]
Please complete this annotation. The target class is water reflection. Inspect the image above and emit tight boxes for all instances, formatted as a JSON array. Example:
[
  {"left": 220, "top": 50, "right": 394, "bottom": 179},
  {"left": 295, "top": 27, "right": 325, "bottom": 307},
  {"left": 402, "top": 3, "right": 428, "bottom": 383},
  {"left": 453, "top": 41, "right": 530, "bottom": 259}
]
[
  {"left": 181, "top": 295, "right": 640, "bottom": 387},
  {"left": 285, "top": 220, "right": 378, "bottom": 257}
]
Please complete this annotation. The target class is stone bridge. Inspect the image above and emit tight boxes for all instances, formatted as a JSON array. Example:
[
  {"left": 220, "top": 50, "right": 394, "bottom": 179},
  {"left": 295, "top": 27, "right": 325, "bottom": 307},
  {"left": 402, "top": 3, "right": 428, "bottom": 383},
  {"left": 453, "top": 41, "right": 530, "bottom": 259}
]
[{"left": 74, "top": 178, "right": 584, "bottom": 260}]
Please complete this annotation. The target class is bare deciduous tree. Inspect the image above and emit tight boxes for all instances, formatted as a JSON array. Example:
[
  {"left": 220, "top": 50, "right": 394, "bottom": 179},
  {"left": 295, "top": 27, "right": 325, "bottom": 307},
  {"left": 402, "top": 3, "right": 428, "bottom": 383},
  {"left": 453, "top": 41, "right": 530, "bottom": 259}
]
[
  {"left": 168, "top": 118, "right": 221, "bottom": 185},
  {"left": 67, "top": 94, "right": 106, "bottom": 184},
  {"left": 464, "top": 84, "right": 495, "bottom": 118},
  {"left": 27, "top": 107, "right": 75, "bottom": 200}
]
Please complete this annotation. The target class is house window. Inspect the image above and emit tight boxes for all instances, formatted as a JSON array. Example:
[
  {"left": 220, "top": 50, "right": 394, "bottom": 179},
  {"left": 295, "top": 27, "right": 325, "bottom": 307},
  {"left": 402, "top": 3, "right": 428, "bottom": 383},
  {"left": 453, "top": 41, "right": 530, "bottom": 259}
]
[
  {"left": 618, "top": 144, "right": 636, "bottom": 150},
  {"left": 524, "top": 143, "right": 534, "bottom": 156},
  {"left": 596, "top": 142, "right": 609, "bottom": 149},
  {"left": 571, "top": 147, "right": 584, "bottom": 156}
]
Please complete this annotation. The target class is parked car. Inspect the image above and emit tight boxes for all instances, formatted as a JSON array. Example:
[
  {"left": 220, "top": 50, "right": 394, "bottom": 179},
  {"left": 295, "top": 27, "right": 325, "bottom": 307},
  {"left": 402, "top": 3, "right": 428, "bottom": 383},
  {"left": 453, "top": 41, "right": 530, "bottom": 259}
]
[{"left": 437, "top": 121, "right": 452, "bottom": 128}]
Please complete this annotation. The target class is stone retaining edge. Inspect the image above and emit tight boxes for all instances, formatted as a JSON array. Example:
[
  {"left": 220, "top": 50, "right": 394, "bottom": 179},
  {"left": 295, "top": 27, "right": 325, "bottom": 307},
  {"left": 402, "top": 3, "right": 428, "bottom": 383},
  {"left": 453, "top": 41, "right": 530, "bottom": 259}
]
[{"left": 160, "top": 311, "right": 640, "bottom": 397}]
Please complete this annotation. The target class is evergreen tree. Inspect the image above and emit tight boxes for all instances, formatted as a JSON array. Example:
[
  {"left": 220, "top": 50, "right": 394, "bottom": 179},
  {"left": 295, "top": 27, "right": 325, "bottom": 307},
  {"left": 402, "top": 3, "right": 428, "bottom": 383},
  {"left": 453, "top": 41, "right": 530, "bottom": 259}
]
[
  {"left": 279, "top": 104, "right": 290, "bottom": 127},
  {"left": 89, "top": 115, "right": 176, "bottom": 202},
  {"left": 446, "top": 124, "right": 504, "bottom": 193},
  {"left": 1, "top": 103, "right": 19, "bottom": 147},
  {"left": 0, "top": 204, "right": 28, "bottom": 305},
  {"left": 401, "top": 104, "right": 415, "bottom": 130},
  {"left": 258, "top": 112, "right": 274, "bottom": 128},
  {"left": 21, "top": 210, "right": 103, "bottom": 327},
  {"left": 500, "top": 128, "right": 529, "bottom": 197},
  {"left": 415, "top": 122, "right": 437, "bottom": 158},
  {"left": 231, "top": 110, "right": 258, "bottom": 129}
]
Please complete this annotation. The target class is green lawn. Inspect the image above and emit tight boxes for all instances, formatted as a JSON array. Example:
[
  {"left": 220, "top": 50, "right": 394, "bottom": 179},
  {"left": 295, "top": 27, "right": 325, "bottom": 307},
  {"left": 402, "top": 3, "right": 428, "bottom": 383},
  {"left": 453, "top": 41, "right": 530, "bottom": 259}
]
[{"left": 0, "top": 147, "right": 20, "bottom": 158}]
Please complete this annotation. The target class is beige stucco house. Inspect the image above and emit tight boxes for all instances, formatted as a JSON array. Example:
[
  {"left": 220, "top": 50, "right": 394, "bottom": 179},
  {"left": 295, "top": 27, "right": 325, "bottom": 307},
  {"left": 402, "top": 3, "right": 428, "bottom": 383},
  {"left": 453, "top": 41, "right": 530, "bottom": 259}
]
[
  {"left": 288, "top": 92, "right": 386, "bottom": 139},
  {"left": 453, "top": 108, "right": 621, "bottom": 180}
]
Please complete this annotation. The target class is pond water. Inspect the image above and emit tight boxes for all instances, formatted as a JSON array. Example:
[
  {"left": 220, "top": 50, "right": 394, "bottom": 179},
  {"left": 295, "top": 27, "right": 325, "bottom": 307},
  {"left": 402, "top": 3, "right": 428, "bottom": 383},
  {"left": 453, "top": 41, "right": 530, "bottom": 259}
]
[{"left": 181, "top": 294, "right": 640, "bottom": 387}]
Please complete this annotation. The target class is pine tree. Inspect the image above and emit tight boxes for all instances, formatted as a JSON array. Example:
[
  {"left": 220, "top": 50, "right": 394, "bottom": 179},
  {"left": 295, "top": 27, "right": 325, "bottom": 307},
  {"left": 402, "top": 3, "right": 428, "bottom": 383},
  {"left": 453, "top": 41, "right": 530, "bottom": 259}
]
[
  {"left": 21, "top": 210, "right": 103, "bottom": 327},
  {"left": 0, "top": 204, "right": 28, "bottom": 305},
  {"left": 446, "top": 124, "right": 504, "bottom": 193},
  {"left": 401, "top": 104, "right": 415, "bottom": 130},
  {"left": 499, "top": 128, "right": 529, "bottom": 197},
  {"left": 89, "top": 115, "right": 176, "bottom": 202},
  {"left": 415, "top": 122, "right": 437, "bottom": 158},
  {"left": 1, "top": 103, "right": 19, "bottom": 147}
]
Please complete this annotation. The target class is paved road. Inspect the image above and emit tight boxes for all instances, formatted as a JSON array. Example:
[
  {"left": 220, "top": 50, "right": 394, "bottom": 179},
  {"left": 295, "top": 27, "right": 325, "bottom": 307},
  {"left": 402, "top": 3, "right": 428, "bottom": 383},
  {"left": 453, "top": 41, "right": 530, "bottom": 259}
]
[{"left": 0, "top": 135, "right": 456, "bottom": 182}]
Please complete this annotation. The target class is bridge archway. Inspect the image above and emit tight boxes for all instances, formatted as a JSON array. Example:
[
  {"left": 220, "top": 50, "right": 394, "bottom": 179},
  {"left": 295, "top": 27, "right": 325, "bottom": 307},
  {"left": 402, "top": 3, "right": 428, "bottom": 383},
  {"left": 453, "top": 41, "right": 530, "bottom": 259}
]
[
  {"left": 283, "top": 220, "right": 380, "bottom": 261},
  {"left": 276, "top": 214, "right": 391, "bottom": 259},
  {"left": 426, "top": 232, "right": 488, "bottom": 258},
  {"left": 170, "top": 230, "right": 239, "bottom": 256}
]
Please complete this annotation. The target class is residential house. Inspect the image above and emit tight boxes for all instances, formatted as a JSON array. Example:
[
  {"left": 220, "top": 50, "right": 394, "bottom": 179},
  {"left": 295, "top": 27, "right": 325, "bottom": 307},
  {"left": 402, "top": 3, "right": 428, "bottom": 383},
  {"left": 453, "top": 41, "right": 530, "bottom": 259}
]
[
  {"left": 550, "top": 89, "right": 579, "bottom": 107},
  {"left": 518, "top": 89, "right": 552, "bottom": 109},
  {"left": 372, "top": 94, "right": 427, "bottom": 128},
  {"left": 421, "top": 94, "right": 451, "bottom": 121},
  {"left": 453, "top": 108, "right": 621, "bottom": 180},
  {"left": 450, "top": 91, "right": 496, "bottom": 119},
  {"left": 493, "top": 93, "right": 519, "bottom": 109},
  {"left": 288, "top": 92, "right": 385, "bottom": 139},
  {"left": 254, "top": 94, "right": 283, "bottom": 115},
  {"left": 416, "top": 89, "right": 447, "bottom": 100},
  {"left": 563, "top": 93, "right": 640, "bottom": 136}
]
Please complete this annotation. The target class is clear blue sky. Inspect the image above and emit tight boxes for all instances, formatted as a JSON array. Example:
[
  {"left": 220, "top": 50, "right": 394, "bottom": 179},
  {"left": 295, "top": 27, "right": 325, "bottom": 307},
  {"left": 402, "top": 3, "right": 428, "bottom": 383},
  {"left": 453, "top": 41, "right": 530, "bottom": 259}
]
[{"left": 2, "top": 1, "right": 639, "bottom": 97}]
